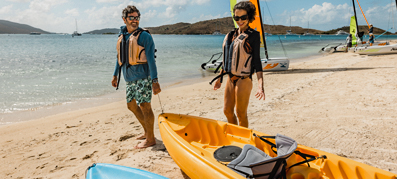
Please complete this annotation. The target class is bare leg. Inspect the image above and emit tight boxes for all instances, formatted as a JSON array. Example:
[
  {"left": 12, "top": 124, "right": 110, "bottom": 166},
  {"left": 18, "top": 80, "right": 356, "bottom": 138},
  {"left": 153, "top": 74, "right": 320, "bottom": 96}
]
[
  {"left": 127, "top": 100, "right": 146, "bottom": 139},
  {"left": 223, "top": 77, "right": 238, "bottom": 125},
  {"left": 235, "top": 78, "right": 252, "bottom": 128},
  {"left": 135, "top": 102, "right": 156, "bottom": 149}
]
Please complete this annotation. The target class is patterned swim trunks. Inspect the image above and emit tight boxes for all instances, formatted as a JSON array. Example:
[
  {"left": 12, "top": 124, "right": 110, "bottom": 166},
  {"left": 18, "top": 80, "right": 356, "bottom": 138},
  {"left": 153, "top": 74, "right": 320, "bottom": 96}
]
[{"left": 126, "top": 77, "right": 152, "bottom": 105}]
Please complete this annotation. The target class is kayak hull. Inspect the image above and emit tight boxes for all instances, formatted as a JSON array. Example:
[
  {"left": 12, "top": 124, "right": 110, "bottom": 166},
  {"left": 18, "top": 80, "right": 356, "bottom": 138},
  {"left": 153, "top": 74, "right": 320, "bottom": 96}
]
[
  {"left": 158, "top": 113, "right": 397, "bottom": 179},
  {"left": 85, "top": 163, "right": 168, "bottom": 179}
]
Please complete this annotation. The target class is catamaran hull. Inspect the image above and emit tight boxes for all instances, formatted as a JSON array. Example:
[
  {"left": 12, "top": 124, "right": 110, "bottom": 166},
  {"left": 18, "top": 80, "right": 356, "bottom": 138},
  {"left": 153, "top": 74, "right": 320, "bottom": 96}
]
[
  {"left": 356, "top": 44, "right": 397, "bottom": 55},
  {"left": 203, "top": 58, "right": 289, "bottom": 72},
  {"left": 261, "top": 57, "right": 289, "bottom": 71},
  {"left": 321, "top": 41, "right": 389, "bottom": 53}
]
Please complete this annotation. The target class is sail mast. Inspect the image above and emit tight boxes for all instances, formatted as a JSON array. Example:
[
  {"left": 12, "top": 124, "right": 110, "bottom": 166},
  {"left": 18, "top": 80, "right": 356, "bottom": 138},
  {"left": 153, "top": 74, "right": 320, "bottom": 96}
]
[
  {"left": 355, "top": 0, "right": 370, "bottom": 28},
  {"left": 352, "top": 0, "right": 359, "bottom": 35},
  {"left": 257, "top": 0, "right": 268, "bottom": 59}
]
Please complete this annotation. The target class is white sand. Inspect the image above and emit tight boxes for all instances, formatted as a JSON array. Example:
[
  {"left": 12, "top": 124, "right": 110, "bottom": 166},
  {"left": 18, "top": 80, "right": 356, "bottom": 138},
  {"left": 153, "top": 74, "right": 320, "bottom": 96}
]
[{"left": 1, "top": 52, "right": 396, "bottom": 178}]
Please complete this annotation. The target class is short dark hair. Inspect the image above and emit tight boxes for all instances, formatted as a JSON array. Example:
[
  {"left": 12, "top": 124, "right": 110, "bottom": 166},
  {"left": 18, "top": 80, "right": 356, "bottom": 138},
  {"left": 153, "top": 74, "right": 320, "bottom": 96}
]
[
  {"left": 122, "top": 5, "right": 140, "bottom": 19},
  {"left": 233, "top": 1, "right": 256, "bottom": 23}
]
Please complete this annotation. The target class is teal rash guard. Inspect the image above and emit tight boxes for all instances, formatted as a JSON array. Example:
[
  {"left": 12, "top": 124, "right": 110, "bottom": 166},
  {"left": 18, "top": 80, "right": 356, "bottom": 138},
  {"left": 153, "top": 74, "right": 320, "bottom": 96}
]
[{"left": 113, "top": 26, "right": 158, "bottom": 82}]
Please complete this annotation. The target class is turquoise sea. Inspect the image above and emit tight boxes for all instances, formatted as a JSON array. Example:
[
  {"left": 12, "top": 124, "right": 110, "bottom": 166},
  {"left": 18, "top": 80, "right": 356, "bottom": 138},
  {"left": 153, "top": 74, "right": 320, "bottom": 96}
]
[{"left": 1, "top": 33, "right": 396, "bottom": 124}]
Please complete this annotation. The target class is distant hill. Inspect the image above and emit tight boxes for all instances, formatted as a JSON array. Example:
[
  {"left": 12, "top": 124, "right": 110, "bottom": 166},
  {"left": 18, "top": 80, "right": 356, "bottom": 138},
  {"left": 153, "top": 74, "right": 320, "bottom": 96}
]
[
  {"left": 3, "top": 17, "right": 389, "bottom": 35},
  {"left": 146, "top": 17, "right": 324, "bottom": 35},
  {"left": 324, "top": 26, "right": 392, "bottom": 35},
  {"left": 145, "top": 17, "right": 235, "bottom": 34},
  {"left": 0, "top": 20, "right": 51, "bottom": 34},
  {"left": 84, "top": 28, "right": 119, "bottom": 34}
]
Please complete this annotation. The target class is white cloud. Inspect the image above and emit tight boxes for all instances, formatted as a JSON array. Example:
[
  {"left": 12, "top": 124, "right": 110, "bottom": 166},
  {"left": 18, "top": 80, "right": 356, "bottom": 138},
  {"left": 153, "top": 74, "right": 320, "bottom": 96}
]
[
  {"left": 278, "top": 2, "right": 396, "bottom": 31},
  {"left": 191, "top": 13, "right": 221, "bottom": 23},
  {"left": 29, "top": 0, "right": 68, "bottom": 12},
  {"left": 0, "top": 4, "right": 13, "bottom": 14},
  {"left": 192, "top": 0, "right": 210, "bottom": 5},
  {"left": 282, "top": 2, "right": 352, "bottom": 30},
  {"left": 6, "top": 0, "right": 30, "bottom": 2},
  {"left": 223, "top": 12, "right": 230, "bottom": 17},
  {"left": 142, "top": 9, "right": 157, "bottom": 20},
  {"left": 96, "top": 0, "right": 119, "bottom": 3},
  {"left": 84, "top": 3, "right": 127, "bottom": 29},
  {"left": 65, "top": 8, "right": 79, "bottom": 16}
]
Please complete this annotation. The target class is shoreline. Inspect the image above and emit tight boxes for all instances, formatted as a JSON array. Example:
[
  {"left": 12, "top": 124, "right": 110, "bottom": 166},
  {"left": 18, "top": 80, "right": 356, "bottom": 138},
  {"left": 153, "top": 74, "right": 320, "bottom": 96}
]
[{"left": 0, "top": 53, "right": 321, "bottom": 126}]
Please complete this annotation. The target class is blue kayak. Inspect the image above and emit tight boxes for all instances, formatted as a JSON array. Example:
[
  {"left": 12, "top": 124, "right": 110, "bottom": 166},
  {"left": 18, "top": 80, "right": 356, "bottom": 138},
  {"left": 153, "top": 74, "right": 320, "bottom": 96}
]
[{"left": 86, "top": 163, "right": 169, "bottom": 179}]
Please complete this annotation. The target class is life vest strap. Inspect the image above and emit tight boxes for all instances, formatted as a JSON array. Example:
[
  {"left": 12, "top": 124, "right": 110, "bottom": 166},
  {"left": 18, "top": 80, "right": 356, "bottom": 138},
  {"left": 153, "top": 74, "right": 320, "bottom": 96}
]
[
  {"left": 209, "top": 71, "right": 229, "bottom": 85},
  {"left": 214, "top": 61, "right": 223, "bottom": 74},
  {"left": 116, "top": 66, "right": 122, "bottom": 90}
]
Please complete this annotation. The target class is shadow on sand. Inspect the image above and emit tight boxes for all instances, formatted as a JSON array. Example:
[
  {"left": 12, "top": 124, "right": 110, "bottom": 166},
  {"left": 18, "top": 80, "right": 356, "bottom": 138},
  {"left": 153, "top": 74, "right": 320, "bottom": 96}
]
[{"left": 265, "top": 67, "right": 393, "bottom": 75}]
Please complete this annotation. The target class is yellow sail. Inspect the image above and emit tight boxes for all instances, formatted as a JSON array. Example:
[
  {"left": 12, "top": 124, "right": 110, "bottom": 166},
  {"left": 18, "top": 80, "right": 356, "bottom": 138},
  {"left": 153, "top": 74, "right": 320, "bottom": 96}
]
[{"left": 230, "top": 0, "right": 264, "bottom": 47}]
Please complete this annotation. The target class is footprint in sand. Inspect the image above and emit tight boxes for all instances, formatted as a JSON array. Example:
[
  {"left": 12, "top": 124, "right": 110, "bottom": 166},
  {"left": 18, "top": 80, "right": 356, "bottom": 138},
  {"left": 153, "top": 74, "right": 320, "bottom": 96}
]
[
  {"left": 119, "top": 134, "right": 137, "bottom": 142},
  {"left": 82, "top": 151, "right": 97, "bottom": 160}
]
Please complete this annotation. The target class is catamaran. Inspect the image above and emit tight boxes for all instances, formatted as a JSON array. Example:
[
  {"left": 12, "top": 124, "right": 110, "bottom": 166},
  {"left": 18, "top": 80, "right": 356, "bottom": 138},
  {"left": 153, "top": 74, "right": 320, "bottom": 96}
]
[
  {"left": 355, "top": 0, "right": 397, "bottom": 55},
  {"left": 321, "top": 0, "right": 389, "bottom": 53}
]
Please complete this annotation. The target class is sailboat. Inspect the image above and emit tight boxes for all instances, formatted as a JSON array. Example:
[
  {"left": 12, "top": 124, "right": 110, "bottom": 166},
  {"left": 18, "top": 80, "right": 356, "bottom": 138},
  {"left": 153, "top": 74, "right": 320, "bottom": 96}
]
[
  {"left": 354, "top": 0, "right": 397, "bottom": 55},
  {"left": 262, "top": 7, "right": 272, "bottom": 36},
  {"left": 72, "top": 19, "right": 82, "bottom": 37},
  {"left": 212, "top": 21, "right": 223, "bottom": 35},
  {"left": 322, "top": 0, "right": 388, "bottom": 53},
  {"left": 303, "top": 21, "right": 314, "bottom": 36},
  {"left": 286, "top": 16, "right": 297, "bottom": 35}
]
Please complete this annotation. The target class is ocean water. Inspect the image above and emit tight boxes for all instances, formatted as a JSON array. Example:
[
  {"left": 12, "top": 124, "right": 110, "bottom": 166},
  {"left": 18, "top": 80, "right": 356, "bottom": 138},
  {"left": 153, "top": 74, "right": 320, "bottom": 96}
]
[{"left": 1, "top": 33, "right": 396, "bottom": 124}]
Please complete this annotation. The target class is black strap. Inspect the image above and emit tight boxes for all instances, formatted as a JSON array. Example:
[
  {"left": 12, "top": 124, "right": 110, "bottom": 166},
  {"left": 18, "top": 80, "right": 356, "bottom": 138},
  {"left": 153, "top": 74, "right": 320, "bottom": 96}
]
[
  {"left": 209, "top": 71, "right": 229, "bottom": 85},
  {"left": 214, "top": 61, "right": 223, "bottom": 74},
  {"left": 253, "top": 133, "right": 278, "bottom": 154},
  {"left": 253, "top": 133, "right": 327, "bottom": 172},
  {"left": 288, "top": 154, "right": 327, "bottom": 169},
  {"left": 116, "top": 65, "right": 122, "bottom": 90}
]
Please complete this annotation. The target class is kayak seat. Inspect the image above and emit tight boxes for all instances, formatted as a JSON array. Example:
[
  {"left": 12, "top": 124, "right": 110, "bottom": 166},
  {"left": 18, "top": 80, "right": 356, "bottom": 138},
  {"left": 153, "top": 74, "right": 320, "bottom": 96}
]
[{"left": 227, "top": 134, "right": 297, "bottom": 179}]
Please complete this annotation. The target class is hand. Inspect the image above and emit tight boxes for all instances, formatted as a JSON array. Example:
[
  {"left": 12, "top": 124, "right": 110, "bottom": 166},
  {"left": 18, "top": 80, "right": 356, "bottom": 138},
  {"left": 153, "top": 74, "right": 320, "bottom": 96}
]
[
  {"left": 152, "top": 82, "right": 161, "bottom": 95},
  {"left": 255, "top": 87, "right": 265, "bottom": 100},
  {"left": 213, "top": 79, "right": 221, "bottom": 90},
  {"left": 111, "top": 76, "right": 118, "bottom": 88}
]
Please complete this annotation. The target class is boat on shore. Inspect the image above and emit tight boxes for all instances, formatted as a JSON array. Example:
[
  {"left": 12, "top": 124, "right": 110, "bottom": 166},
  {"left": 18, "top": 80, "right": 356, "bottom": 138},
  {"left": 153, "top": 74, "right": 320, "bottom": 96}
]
[
  {"left": 201, "top": 53, "right": 289, "bottom": 72},
  {"left": 335, "top": 30, "right": 349, "bottom": 36},
  {"left": 212, "top": 30, "right": 223, "bottom": 35},
  {"left": 355, "top": 43, "right": 397, "bottom": 55},
  {"left": 159, "top": 113, "right": 397, "bottom": 179},
  {"left": 29, "top": 32, "right": 41, "bottom": 35},
  {"left": 85, "top": 163, "right": 168, "bottom": 179}
]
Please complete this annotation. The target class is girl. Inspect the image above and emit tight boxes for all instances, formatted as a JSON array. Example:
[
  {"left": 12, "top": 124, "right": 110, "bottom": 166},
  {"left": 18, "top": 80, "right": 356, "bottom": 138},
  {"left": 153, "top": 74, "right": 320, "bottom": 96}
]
[{"left": 213, "top": 1, "right": 265, "bottom": 127}]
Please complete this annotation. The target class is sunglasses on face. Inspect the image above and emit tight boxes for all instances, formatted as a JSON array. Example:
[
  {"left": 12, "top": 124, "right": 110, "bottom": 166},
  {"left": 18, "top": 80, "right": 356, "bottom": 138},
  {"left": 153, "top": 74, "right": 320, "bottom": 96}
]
[
  {"left": 127, "top": 16, "right": 140, "bottom": 21},
  {"left": 233, "top": 15, "right": 248, "bottom": 21}
]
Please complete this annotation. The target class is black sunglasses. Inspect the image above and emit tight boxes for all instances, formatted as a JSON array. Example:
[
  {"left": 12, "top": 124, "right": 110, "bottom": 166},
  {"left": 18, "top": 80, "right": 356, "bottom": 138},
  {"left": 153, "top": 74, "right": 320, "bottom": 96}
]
[
  {"left": 127, "top": 16, "right": 140, "bottom": 21},
  {"left": 233, "top": 15, "right": 248, "bottom": 21}
]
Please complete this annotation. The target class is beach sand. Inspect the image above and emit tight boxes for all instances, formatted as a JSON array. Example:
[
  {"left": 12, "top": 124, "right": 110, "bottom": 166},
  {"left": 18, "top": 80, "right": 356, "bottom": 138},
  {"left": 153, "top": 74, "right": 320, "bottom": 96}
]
[{"left": 1, "top": 52, "right": 396, "bottom": 178}]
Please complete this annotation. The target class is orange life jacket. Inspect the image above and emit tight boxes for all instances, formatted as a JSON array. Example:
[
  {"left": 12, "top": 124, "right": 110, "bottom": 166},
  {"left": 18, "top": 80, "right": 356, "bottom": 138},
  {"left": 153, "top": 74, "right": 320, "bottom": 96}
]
[
  {"left": 117, "top": 29, "right": 149, "bottom": 67},
  {"left": 222, "top": 31, "right": 252, "bottom": 76},
  {"left": 209, "top": 30, "right": 253, "bottom": 85}
]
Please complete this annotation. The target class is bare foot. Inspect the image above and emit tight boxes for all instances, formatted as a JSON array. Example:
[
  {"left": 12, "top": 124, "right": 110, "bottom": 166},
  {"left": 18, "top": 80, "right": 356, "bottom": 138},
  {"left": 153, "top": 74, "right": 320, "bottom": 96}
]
[
  {"left": 136, "top": 134, "right": 146, "bottom": 140},
  {"left": 134, "top": 139, "right": 156, "bottom": 149}
]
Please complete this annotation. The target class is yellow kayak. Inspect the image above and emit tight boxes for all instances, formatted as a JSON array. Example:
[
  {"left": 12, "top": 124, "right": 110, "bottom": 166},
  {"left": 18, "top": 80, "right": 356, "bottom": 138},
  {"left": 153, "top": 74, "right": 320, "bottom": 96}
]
[{"left": 158, "top": 113, "right": 397, "bottom": 179}]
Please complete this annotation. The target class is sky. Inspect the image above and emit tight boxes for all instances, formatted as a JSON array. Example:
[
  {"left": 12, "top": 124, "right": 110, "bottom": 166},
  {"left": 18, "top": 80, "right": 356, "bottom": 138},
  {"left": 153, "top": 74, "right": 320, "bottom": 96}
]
[{"left": 0, "top": 0, "right": 396, "bottom": 34}]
